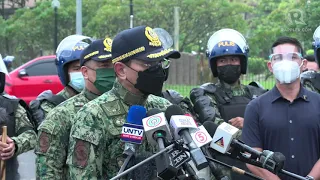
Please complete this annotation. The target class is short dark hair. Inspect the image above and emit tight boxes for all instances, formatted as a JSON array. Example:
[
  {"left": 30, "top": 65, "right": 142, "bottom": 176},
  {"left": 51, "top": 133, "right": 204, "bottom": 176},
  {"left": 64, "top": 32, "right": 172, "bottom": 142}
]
[
  {"left": 271, "top": 36, "right": 304, "bottom": 56},
  {"left": 304, "top": 54, "right": 315, "bottom": 62}
]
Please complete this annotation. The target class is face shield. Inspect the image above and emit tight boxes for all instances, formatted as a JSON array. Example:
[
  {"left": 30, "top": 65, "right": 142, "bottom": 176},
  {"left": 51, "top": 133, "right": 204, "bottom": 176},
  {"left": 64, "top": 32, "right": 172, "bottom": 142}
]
[
  {"left": 153, "top": 28, "right": 174, "bottom": 81},
  {"left": 153, "top": 28, "right": 173, "bottom": 49},
  {"left": 207, "top": 28, "right": 248, "bottom": 56},
  {"left": 56, "top": 34, "right": 94, "bottom": 59},
  {"left": 0, "top": 55, "right": 9, "bottom": 75},
  {"left": 0, "top": 55, "right": 8, "bottom": 94},
  {"left": 270, "top": 45, "right": 303, "bottom": 64}
]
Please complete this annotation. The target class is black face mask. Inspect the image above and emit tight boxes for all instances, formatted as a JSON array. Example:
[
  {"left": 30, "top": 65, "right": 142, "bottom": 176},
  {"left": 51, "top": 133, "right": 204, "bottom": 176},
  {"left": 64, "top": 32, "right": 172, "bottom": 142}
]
[
  {"left": 217, "top": 65, "right": 241, "bottom": 84},
  {"left": 0, "top": 73, "right": 5, "bottom": 94},
  {"left": 127, "top": 65, "right": 166, "bottom": 96}
]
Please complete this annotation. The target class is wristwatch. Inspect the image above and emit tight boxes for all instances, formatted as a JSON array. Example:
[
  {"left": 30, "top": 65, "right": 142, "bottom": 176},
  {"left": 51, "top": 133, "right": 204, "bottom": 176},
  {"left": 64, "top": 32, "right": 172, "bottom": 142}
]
[{"left": 306, "top": 175, "right": 314, "bottom": 180}]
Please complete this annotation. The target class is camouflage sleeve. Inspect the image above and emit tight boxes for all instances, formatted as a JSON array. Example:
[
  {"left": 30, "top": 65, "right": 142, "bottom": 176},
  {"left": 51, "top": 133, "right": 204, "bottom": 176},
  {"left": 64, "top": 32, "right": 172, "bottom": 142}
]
[
  {"left": 40, "top": 101, "right": 56, "bottom": 119},
  {"left": 303, "top": 81, "right": 319, "bottom": 93},
  {"left": 35, "top": 108, "right": 70, "bottom": 180},
  {"left": 66, "top": 105, "right": 105, "bottom": 180},
  {"left": 11, "top": 104, "right": 37, "bottom": 156}
]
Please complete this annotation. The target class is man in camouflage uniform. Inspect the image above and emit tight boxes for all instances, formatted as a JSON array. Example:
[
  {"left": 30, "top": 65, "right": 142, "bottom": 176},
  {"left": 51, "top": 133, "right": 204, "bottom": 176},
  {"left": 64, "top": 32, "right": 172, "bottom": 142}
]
[
  {"left": 0, "top": 56, "right": 36, "bottom": 180},
  {"left": 190, "top": 29, "right": 266, "bottom": 180},
  {"left": 29, "top": 35, "right": 93, "bottom": 126},
  {"left": 35, "top": 37, "right": 115, "bottom": 180},
  {"left": 301, "top": 25, "right": 320, "bottom": 93},
  {"left": 66, "top": 26, "right": 181, "bottom": 179}
]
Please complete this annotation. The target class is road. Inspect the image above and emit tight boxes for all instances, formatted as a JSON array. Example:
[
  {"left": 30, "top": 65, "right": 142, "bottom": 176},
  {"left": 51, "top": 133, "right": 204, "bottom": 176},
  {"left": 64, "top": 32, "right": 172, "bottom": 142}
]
[{"left": 17, "top": 150, "right": 36, "bottom": 180}]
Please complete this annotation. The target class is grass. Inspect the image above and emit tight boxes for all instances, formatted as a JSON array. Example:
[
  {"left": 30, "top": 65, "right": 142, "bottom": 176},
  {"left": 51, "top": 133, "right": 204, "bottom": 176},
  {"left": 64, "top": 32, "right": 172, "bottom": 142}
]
[{"left": 163, "top": 79, "right": 276, "bottom": 97}]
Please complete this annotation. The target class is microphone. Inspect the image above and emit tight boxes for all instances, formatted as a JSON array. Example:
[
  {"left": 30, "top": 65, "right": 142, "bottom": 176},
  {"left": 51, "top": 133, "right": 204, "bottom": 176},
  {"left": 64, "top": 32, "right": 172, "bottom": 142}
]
[
  {"left": 118, "top": 105, "right": 147, "bottom": 175},
  {"left": 205, "top": 121, "right": 285, "bottom": 175},
  {"left": 189, "top": 121, "right": 229, "bottom": 180},
  {"left": 143, "top": 108, "right": 189, "bottom": 179},
  {"left": 121, "top": 105, "right": 147, "bottom": 157},
  {"left": 142, "top": 109, "right": 173, "bottom": 149},
  {"left": 165, "top": 105, "right": 209, "bottom": 170}
]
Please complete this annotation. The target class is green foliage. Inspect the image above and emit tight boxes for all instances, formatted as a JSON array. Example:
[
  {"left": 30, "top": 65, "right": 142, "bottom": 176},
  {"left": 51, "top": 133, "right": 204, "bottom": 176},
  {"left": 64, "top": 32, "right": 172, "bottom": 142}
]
[
  {"left": 247, "top": 57, "right": 268, "bottom": 75},
  {"left": 1, "top": 0, "right": 319, "bottom": 70}
]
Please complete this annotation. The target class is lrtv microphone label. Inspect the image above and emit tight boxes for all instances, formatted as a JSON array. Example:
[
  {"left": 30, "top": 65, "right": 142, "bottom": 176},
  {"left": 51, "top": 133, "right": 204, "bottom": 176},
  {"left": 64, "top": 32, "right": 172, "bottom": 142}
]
[{"left": 121, "top": 123, "right": 144, "bottom": 144}]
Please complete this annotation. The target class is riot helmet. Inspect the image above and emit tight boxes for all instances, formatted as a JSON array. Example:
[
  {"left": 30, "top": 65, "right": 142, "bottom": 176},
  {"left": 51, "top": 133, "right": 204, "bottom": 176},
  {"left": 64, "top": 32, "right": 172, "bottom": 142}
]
[
  {"left": 56, "top": 35, "right": 93, "bottom": 89},
  {"left": 206, "top": 28, "right": 249, "bottom": 77}
]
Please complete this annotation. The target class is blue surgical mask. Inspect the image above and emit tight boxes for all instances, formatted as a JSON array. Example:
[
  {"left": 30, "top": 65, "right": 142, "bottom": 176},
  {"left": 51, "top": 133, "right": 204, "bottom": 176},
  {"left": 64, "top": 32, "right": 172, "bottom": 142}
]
[{"left": 69, "top": 72, "right": 85, "bottom": 92}]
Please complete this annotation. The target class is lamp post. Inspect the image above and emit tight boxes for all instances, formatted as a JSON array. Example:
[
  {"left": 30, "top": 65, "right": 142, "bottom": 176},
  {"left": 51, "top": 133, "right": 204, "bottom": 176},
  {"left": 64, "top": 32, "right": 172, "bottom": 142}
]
[
  {"left": 52, "top": 0, "right": 60, "bottom": 52},
  {"left": 129, "top": 0, "right": 133, "bottom": 28}
]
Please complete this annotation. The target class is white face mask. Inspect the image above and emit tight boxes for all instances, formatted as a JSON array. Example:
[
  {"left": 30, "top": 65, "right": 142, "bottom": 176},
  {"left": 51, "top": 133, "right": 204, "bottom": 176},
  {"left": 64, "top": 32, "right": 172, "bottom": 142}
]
[
  {"left": 68, "top": 72, "right": 85, "bottom": 92},
  {"left": 272, "top": 60, "right": 302, "bottom": 84}
]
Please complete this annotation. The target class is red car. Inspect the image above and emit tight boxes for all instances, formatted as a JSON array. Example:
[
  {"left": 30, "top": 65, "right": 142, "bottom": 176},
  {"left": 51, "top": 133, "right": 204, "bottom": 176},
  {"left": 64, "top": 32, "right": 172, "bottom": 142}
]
[{"left": 5, "top": 55, "right": 64, "bottom": 105}]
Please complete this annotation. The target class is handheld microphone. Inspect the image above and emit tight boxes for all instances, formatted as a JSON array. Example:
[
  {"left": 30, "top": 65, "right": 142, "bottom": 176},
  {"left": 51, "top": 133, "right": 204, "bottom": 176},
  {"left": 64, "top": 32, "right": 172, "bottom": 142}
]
[
  {"left": 165, "top": 105, "right": 209, "bottom": 170},
  {"left": 121, "top": 105, "right": 147, "bottom": 156},
  {"left": 142, "top": 109, "right": 173, "bottom": 148},
  {"left": 208, "top": 122, "right": 261, "bottom": 157},
  {"left": 143, "top": 108, "right": 189, "bottom": 179}
]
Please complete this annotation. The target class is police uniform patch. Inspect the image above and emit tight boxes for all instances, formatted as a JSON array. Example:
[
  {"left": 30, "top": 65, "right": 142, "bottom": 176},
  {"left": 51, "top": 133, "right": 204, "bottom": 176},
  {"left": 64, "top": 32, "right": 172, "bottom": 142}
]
[
  {"left": 39, "top": 132, "right": 50, "bottom": 153},
  {"left": 145, "top": 27, "right": 161, "bottom": 47},
  {"left": 73, "top": 139, "right": 90, "bottom": 167},
  {"left": 103, "top": 38, "right": 112, "bottom": 52}
]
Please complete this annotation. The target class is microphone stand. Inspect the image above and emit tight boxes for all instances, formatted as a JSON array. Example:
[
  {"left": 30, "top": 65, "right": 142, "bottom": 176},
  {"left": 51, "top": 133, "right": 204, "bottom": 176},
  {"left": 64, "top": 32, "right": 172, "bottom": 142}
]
[
  {"left": 204, "top": 156, "right": 265, "bottom": 180},
  {"left": 110, "top": 140, "right": 184, "bottom": 180}
]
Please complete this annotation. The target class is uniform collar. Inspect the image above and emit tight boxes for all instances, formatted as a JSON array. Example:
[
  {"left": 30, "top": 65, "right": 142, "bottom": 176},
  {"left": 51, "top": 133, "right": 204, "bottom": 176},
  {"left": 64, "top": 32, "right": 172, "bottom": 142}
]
[
  {"left": 217, "top": 80, "right": 246, "bottom": 96},
  {"left": 271, "top": 84, "right": 309, "bottom": 103},
  {"left": 112, "top": 78, "right": 148, "bottom": 106},
  {"left": 57, "top": 88, "right": 72, "bottom": 99},
  {"left": 83, "top": 88, "right": 99, "bottom": 101}
]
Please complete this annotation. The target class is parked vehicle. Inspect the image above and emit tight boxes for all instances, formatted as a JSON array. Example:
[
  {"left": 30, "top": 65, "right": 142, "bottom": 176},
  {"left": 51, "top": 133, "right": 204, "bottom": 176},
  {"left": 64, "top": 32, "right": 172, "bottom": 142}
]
[{"left": 5, "top": 55, "right": 64, "bottom": 105}]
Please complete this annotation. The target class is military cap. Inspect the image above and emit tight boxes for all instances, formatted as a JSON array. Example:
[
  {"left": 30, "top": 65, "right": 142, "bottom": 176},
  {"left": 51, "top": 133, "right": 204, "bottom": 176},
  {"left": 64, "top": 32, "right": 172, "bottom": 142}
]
[
  {"left": 111, "top": 25, "right": 180, "bottom": 63},
  {"left": 80, "top": 37, "right": 113, "bottom": 66}
]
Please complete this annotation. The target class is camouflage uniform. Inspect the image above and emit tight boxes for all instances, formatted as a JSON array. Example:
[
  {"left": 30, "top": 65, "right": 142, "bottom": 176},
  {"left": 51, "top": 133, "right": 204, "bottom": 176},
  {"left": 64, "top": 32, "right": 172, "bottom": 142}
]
[
  {"left": 303, "top": 81, "right": 320, "bottom": 93},
  {"left": 39, "top": 88, "right": 72, "bottom": 119},
  {"left": 203, "top": 81, "right": 250, "bottom": 134},
  {"left": 66, "top": 79, "right": 171, "bottom": 179},
  {"left": 11, "top": 104, "right": 37, "bottom": 155},
  {"left": 194, "top": 81, "right": 265, "bottom": 180},
  {"left": 35, "top": 88, "right": 98, "bottom": 180},
  {"left": 4, "top": 103, "right": 37, "bottom": 180}
]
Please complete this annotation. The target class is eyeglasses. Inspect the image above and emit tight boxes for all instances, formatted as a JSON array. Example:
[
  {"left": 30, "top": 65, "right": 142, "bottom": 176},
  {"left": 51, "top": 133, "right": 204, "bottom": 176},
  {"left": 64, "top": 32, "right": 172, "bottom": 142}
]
[
  {"left": 269, "top": 52, "right": 302, "bottom": 62},
  {"left": 139, "top": 58, "right": 171, "bottom": 69}
]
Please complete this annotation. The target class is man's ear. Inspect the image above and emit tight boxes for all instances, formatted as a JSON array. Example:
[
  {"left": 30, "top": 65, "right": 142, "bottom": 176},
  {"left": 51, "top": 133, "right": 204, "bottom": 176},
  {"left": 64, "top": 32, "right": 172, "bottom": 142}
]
[
  {"left": 114, "top": 62, "right": 126, "bottom": 80},
  {"left": 81, "top": 66, "right": 88, "bottom": 79}
]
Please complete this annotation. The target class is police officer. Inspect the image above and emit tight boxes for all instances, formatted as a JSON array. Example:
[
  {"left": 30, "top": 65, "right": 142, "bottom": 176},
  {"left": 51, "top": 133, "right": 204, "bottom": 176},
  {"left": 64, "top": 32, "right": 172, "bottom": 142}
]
[
  {"left": 0, "top": 56, "right": 36, "bottom": 180},
  {"left": 29, "top": 35, "right": 92, "bottom": 125},
  {"left": 35, "top": 38, "right": 115, "bottom": 180},
  {"left": 190, "top": 28, "right": 266, "bottom": 180},
  {"left": 66, "top": 25, "right": 180, "bottom": 179},
  {"left": 301, "top": 25, "right": 320, "bottom": 93}
]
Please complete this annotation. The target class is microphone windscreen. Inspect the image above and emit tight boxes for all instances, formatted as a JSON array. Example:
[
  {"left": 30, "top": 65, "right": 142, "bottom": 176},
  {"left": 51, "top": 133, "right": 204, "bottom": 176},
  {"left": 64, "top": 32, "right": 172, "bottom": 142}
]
[
  {"left": 146, "top": 108, "right": 162, "bottom": 117},
  {"left": 127, "top": 105, "right": 147, "bottom": 125},
  {"left": 203, "top": 121, "right": 219, "bottom": 137},
  {"left": 164, "top": 105, "right": 184, "bottom": 121}
]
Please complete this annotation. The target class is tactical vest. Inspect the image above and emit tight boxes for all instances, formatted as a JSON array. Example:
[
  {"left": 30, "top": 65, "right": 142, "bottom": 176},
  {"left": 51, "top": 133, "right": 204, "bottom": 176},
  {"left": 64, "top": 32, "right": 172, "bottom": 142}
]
[
  {"left": 0, "top": 95, "right": 34, "bottom": 180},
  {"left": 301, "top": 71, "right": 320, "bottom": 92},
  {"left": 201, "top": 84, "right": 266, "bottom": 121},
  {"left": 200, "top": 83, "right": 266, "bottom": 180}
]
